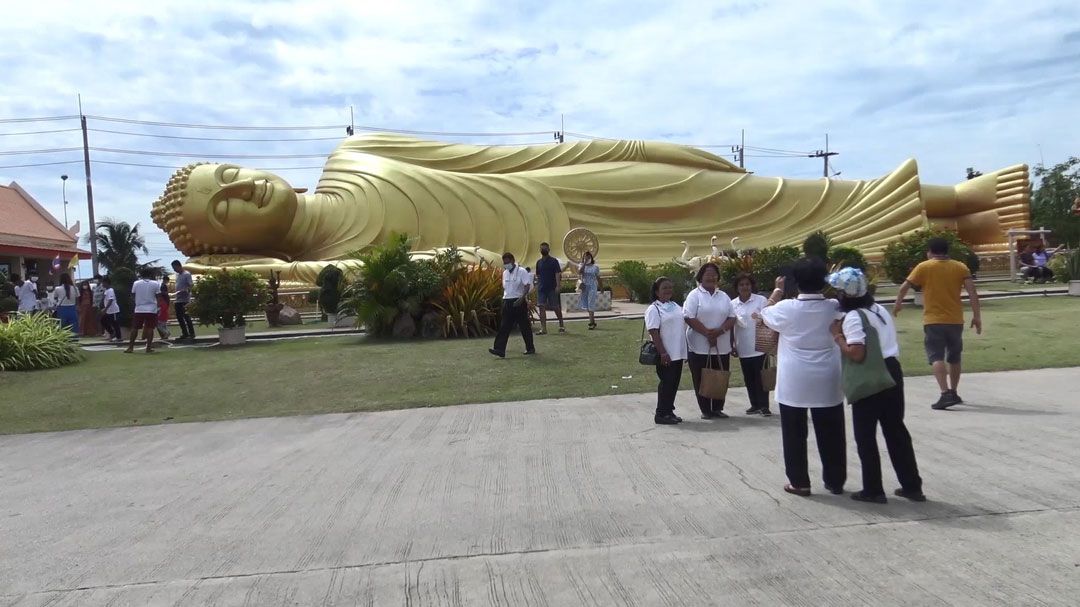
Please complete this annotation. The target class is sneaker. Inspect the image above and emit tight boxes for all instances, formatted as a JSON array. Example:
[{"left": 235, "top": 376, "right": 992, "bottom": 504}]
[
  {"left": 947, "top": 389, "right": 963, "bottom": 405},
  {"left": 931, "top": 392, "right": 957, "bottom": 410},
  {"left": 488, "top": 348, "right": 505, "bottom": 358},
  {"left": 523, "top": 350, "right": 537, "bottom": 355},
  {"left": 558, "top": 327, "right": 566, "bottom": 333},
  {"left": 745, "top": 407, "right": 762, "bottom": 415},
  {"left": 760, "top": 409, "right": 773, "bottom": 417},
  {"left": 851, "top": 491, "right": 887, "bottom": 504},
  {"left": 894, "top": 488, "right": 927, "bottom": 502}
]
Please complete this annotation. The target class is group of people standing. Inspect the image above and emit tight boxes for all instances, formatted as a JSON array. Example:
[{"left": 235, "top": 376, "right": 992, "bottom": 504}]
[
  {"left": 644, "top": 237, "right": 982, "bottom": 504},
  {"left": 6, "top": 260, "right": 197, "bottom": 349}
]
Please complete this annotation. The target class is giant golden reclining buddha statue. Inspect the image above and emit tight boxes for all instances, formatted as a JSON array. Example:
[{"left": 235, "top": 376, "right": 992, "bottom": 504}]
[{"left": 151, "top": 134, "right": 1030, "bottom": 283}]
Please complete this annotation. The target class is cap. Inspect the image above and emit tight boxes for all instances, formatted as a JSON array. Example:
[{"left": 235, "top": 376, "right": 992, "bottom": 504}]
[{"left": 826, "top": 267, "right": 868, "bottom": 297}]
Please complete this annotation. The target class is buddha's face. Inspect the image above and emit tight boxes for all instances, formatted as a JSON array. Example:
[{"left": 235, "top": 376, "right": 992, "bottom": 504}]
[{"left": 152, "top": 163, "right": 299, "bottom": 256}]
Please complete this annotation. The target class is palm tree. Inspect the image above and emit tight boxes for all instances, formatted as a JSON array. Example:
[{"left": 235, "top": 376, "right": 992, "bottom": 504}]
[{"left": 86, "top": 219, "right": 156, "bottom": 273}]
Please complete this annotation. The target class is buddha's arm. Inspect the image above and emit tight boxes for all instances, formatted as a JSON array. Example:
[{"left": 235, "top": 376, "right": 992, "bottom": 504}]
[
  {"left": 184, "top": 255, "right": 362, "bottom": 284},
  {"left": 334, "top": 134, "right": 743, "bottom": 174}
]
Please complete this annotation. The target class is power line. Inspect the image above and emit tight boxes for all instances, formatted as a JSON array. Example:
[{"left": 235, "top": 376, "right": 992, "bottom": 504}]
[
  {"left": 90, "top": 147, "right": 331, "bottom": 159},
  {"left": 88, "top": 128, "right": 347, "bottom": 142},
  {"left": 0, "top": 115, "right": 80, "bottom": 124},
  {"left": 0, "top": 160, "right": 83, "bottom": 169},
  {"left": 0, "top": 146, "right": 82, "bottom": 156},
  {"left": 93, "top": 159, "right": 326, "bottom": 170},
  {"left": 0, "top": 127, "right": 82, "bottom": 137}
]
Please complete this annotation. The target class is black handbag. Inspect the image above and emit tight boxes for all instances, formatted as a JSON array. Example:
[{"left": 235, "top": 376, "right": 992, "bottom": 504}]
[{"left": 638, "top": 307, "right": 660, "bottom": 365}]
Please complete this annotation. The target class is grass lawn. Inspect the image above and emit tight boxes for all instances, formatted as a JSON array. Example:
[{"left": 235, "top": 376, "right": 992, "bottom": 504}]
[{"left": 2, "top": 296, "right": 1077, "bottom": 435}]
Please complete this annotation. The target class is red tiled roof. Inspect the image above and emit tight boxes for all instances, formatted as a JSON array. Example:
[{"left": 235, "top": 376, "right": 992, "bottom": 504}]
[{"left": 0, "top": 182, "right": 88, "bottom": 255}]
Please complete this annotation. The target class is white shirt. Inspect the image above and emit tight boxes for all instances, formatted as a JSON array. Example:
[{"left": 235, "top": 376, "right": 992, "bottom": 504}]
[
  {"left": 841, "top": 303, "right": 900, "bottom": 359},
  {"left": 50, "top": 284, "right": 78, "bottom": 307},
  {"left": 103, "top": 287, "right": 120, "bottom": 315},
  {"left": 132, "top": 279, "right": 161, "bottom": 313},
  {"left": 645, "top": 300, "right": 688, "bottom": 361},
  {"left": 732, "top": 293, "right": 769, "bottom": 358},
  {"left": 16, "top": 282, "right": 39, "bottom": 312},
  {"left": 683, "top": 285, "right": 736, "bottom": 355},
  {"left": 501, "top": 265, "right": 532, "bottom": 299},
  {"left": 759, "top": 294, "right": 844, "bottom": 408}
]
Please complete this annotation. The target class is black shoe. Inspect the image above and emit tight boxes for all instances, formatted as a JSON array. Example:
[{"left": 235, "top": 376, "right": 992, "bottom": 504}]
[
  {"left": 825, "top": 485, "right": 845, "bottom": 495},
  {"left": 745, "top": 407, "right": 762, "bottom": 415},
  {"left": 654, "top": 415, "right": 680, "bottom": 425},
  {"left": 672, "top": 414, "right": 683, "bottom": 422},
  {"left": 931, "top": 392, "right": 957, "bottom": 410},
  {"left": 947, "top": 389, "right": 963, "bottom": 404},
  {"left": 894, "top": 488, "right": 927, "bottom": 502},
  {"left": 523, "top": 350, "right": 537, "bottom": 355},
  {"left": 700, "top": 412, "right": 715, "bottom": 420},
  {"left": 713, "top": 411, "right": 729, "bottom": 419},
  {"left": 851, "top": 491, "right": 887, "bottom": 504},
  {"left": 760, "top": 408, "right": 773, "bottom": 417},
  {"left": 488, "top": 348, "right": 505, "bottom": 358}
]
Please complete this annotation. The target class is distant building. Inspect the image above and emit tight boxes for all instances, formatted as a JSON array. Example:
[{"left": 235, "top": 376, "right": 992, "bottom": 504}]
[{"left": 0, "top": 182, "right": 91, "bottom": 281}]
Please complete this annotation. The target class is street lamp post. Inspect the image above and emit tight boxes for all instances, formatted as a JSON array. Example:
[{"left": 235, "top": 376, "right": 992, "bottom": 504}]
[{"left": 61, "top": 174, "right": 69, "bottom": 227}]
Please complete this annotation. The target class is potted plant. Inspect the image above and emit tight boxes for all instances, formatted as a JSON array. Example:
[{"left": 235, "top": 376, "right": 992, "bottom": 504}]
[
  {"left": 189, "top": 269, "right": 269, "bottom": 345},
  {"left": 316, "top": 264, "right": 344, "bottom": 325},
  {"left": 1067, "top": 250, "right": 1080, "bottom": 297}
]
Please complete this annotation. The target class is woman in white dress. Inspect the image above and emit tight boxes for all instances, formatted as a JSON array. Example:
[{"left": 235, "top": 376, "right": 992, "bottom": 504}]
[
  {"left": 759, "top": 257, "right": 846, "bottom": 497},
  {"left": 731, "top": 273, "right": 771, "bottom": 416}
]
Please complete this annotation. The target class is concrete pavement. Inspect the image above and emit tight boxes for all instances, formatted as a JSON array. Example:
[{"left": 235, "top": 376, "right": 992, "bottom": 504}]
[{"left": 2, "top": 367, "right": 1079, "bottom": 606}]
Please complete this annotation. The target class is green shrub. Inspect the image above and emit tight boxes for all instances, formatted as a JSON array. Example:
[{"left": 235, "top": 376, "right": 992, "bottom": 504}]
[
  {"left": 649, "top": 261, "right": 695, "bottom": 304},
  {"left": 190, "top": 269, "right": 269, "bottom": 329},
  {"left": 109, "top": 267, "right": 136, "bottom": 327},
  {"left": 0, "top": 312, "right": 84, "bottom": 371},
  {"left": 827, "top": 245, "right": 867, "bottom": 270},
  {"left": 802, "top": 230, "right": 833, "bottom": 262},
  {"left": 750, "top": 245, "right": 801, "bottom": 293},
  {"left": 612, "top": 260, "right": 650, "bottom": 302},
  {"left": 316, "top": 265, "right": 344, "bottom": 314},
  {"left": 0, "top": 271, "right": 16, "bottom": 314},
  {"left": 1066, "top": 249, "right": 1080, "bottom": 281},
  {"left": 1047, "top": 254, "right": 1069, "bottom": 283},
  {"left": 881, "top": 227, "right": 976, "bottom": 285}
]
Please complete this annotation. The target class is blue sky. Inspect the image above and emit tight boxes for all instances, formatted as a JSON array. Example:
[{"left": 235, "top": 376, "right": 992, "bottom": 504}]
[{"left": 2, "top": 0, "right": 1078, "bottom": 273}]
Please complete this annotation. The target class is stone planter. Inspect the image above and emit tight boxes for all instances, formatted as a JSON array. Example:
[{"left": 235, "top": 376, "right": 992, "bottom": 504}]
[
  {"left": 217, "top": 326, "right": 246, "bottom": 346},
  {"left": 560, "top": 290, "right": 613, "bottom": 312},
  {"left": 1070, "top": 281, "right": 1080, "bottom": 297}
]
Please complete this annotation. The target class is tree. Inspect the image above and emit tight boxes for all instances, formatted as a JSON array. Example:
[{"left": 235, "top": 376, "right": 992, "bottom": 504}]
[
  {"left": 86, "top": 219, "right": 157, "bottom": 273},
  {"left": 1031, "top": 157, "right": 1080, "bottom": 246}
]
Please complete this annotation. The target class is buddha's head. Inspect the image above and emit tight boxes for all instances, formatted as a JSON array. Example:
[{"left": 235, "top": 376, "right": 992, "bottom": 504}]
[{"left": 151, "top": 163, "right": 299, "bottom": 256}]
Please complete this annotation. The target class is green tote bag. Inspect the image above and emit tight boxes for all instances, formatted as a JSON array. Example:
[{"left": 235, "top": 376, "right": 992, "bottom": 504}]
[{"left": 841, "top": 309, "right": 896, "bottom": 403}]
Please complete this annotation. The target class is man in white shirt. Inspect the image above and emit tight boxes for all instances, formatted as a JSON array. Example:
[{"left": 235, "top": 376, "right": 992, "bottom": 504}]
[
  {"left": 126, "top": 268, "right": 161, "bottom": 354},
  {"left": 489, "top": 252, "right": 536, "bottom": 358},
  {"left": 101, "top": 276, "right": 122, "bottom": 341},
  {"left": 13, "top": 273, "right": 40, "bottom": 313}
]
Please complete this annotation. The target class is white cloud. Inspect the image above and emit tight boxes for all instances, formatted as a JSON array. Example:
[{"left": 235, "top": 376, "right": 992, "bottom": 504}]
[{"left": 2, "top": 0, "right": 1078, "bottom": 268}]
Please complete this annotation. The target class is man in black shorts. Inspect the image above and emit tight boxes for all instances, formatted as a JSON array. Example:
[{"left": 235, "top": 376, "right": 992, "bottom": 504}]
[{"left": 534, "top": 242, "right": 566, "bottom": 334}]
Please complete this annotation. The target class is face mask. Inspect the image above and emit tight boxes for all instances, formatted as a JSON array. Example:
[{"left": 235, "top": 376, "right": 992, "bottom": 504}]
[
  {"left": 661, "top": 301, "right": 678, "bottom": 311},
  {"left": 503, "top": 263, "right": 514, "bottom": 271},
  {"left": 30, "top": 277, "right": 38, "bottom": 283}
]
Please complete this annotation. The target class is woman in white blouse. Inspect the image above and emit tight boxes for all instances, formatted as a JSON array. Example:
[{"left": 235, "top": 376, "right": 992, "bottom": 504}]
[
  {"left": 683, "top": 263, "right": 737, "bottom": 419},
  {"left": 829, "top": 267, "right": 925, "bottom": 504},
  {"left": 759, "top": 258, "right": 846, "bottom": 497},
  {"left": 731, "top": 273, "right": 772, "bottom": 416},
  {"left": 645, "top": 276, "right": 686, "bottom": 425},
  {"left": 50, "top": 272, "right": 79, "bottom": 335}
]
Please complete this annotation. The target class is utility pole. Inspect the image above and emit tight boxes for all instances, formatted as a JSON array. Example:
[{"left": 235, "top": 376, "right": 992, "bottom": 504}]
[
  {"left": 554, "top": 114, "right": 565, "bottom": 143},
  {"left": 61, "top": 174, "right": 69, "bottom": 227},
  {"left": 78, "top": 95, "right": 99, "bottom": 276},
  {"left": 809, "top": 133, "right": 838, "bottom": 177},
  {"left": 739, "top": 129, "right": 745, "bottom": 168},
  {"left": 346, "top": 105, "right": 355, "bottom": 136}
]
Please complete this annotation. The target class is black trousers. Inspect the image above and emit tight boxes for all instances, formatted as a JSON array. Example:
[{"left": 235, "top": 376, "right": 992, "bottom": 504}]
[
  {"left": 655, "top": 360, "right": 684, "bottom": 417},
  {"left": 739, "top": 355, "right": 770, "bottom": 410},
  {"left": 101, "top": 312, "right": 121, "bottom": 340},
  {"left": 492, "top": 298, "right": 534, "bottom": 354},
  {"left": 851, "top": 357, "right": 922, "bottom": 496},
  {"left": 174, "top": 302, "right": 195, "bottom": 338},
  {"left": 780, "top": 402, "right": 846, "bottom": 490},
  {"left": 687, "top": 352, "right": 730, "bottom": 415},
  {"left": 1023, "top": 266, "right": 1053, "bottom": 281}
]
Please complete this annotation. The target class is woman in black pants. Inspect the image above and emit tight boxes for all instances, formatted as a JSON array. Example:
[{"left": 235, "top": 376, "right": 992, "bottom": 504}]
[
  {"left": 683, "top": 263, "right": 737, "bottom": 419},
  {"left": 731, "top": 273, "right": 772, "bottom": 416},
  {"left": 645, "top": 277, "right": 686, "bottom": 425},
  {"left": 830, "top": 267, "right": 926, "bottom": 504}
]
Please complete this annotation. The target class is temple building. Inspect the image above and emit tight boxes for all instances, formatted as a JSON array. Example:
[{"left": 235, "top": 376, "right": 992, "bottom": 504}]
[{"left": 0, "top": 182, "right": 90, "bottom": 281}]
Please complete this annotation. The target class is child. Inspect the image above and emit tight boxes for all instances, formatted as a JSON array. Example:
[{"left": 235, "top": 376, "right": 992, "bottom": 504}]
[{"left": 156, "top": 275, "right": 172, "bottom": 340}]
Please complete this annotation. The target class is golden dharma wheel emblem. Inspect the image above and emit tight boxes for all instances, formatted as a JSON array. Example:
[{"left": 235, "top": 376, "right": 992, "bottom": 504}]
[{"left": 562, "top": 227, "right": 599, "bottom": 264}]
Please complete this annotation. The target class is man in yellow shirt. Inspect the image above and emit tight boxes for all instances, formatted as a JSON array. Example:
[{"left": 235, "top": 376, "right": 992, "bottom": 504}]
[{"left": 894, "top": 238, "right": 982, "bottom": 410}]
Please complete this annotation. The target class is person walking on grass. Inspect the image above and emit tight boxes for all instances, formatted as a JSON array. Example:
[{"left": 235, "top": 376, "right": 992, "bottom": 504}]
[
  {"left": 156, "top": 275, "right": 172, "bottom": 341},
  {"left": 577, "top": 251, "right": 601, "bottom": 330},
  {"left": 126, "top": 268, "right": 161, "bottom": 354},
  {"left": 101, "top": 276, "right": 121, "bottom": 342},
  {"left": 535, "top": 242, "right": 566, "bottom": 335},
  {"left": 731, "top": 273, "right": 772, "bottom": 416},
  {"left": 894, "top": 237, "right": 982, "bottom": 410},
  {"left": 646, "top": 276, "right": 686, "bottom": 425},
  {"left": 489, "top": 252, "right": 536, "bottom": 358},
  {"left": 684, "top": 262, "right": 737, "bottom": 419},
  {"left": 830, "top": 267, "right": 925, "bottom": 504},
  {"left": 172, "top": 260, "right": 196, "bottom": 342}
]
